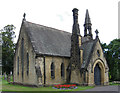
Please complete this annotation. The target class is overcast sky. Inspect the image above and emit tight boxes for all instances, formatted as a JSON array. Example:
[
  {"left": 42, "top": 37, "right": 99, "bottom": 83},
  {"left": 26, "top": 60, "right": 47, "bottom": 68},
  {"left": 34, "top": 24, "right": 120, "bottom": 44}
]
[{"left": 0, "top": 0, "right": 119, "bottom": 44}]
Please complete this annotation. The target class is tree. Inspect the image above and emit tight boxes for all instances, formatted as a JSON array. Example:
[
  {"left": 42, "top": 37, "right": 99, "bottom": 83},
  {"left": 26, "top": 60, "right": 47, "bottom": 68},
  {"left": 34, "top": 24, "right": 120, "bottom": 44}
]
[
  {"left": 101, "top": 39, "right": 120, "bottom": 81},
  {"left": 108, "top": 39, "right": 120, "bottom": 81},
  {"left": 2, "top": 25, "right": 16, "bottom": 82}
]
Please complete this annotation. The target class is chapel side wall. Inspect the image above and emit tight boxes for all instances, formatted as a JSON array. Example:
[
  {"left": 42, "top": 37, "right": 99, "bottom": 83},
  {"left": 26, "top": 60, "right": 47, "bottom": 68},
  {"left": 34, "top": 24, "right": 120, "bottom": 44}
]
[
  {"left": 35, "top": 57, "right": 44, "bottom": 85},
  {"left": 14, "top": 25, "right": 38, "bottom": 86},
  {"left": 45, "top": 56, "right": 70, "bottom": 85},
  {"left": 87, "top": 41, "right": 109, "bottom": 86}
]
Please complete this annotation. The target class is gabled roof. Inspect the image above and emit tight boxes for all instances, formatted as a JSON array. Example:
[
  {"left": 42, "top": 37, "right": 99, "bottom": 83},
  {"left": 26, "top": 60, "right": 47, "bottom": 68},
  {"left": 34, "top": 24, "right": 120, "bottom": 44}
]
[
  {"left": 24, "top": 21, "right": 71, "bottom": 57},
  {"left": 22, "top": 20, "right": 98, "bottom": 68},
  {"left": 81, "top": 39, "right": 98, "bottom": 69}
]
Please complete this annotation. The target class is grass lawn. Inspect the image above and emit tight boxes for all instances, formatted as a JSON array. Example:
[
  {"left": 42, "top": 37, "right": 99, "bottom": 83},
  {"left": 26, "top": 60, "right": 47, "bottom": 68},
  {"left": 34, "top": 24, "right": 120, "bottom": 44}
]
[{"left": 1, "top": 79, "right": 94, "bottom": 92}]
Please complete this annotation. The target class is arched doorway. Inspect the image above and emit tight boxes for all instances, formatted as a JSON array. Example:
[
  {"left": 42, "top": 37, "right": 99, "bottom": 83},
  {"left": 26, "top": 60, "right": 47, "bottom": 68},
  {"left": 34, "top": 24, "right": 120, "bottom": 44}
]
[{"left": 94, "top": 64, "right": 101, "bottom": 85}]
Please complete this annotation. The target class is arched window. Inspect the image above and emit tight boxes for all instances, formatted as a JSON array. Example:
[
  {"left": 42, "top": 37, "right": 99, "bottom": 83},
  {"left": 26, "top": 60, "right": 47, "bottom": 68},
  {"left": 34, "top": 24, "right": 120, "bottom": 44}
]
[
  {"left": 27, "top": 53, "right": 29, "bottom": 76},
  {"left": 61, "top": 63, "right": 64, "bottom": 78},
  {"left": 51, "top": 62, "right": 55, "bottom": 79},
  {"left": 21, "top": 38, "right": 24, "bottom": 79},
  {"left": 17, "top": 56, "right": 19, "bottom": 75}
]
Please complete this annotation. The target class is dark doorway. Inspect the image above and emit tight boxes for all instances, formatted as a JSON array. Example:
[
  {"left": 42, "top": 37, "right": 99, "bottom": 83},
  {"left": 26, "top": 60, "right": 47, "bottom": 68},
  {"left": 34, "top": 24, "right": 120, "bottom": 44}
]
[{"left": 94, "top": 64, "right": 101, "bottom": 85}]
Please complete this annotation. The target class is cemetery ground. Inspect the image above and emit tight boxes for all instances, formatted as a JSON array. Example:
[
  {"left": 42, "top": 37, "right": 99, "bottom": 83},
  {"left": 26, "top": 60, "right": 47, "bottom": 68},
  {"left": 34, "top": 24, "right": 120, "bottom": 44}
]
[
  {"left": 1, "top": 76, "right": 120, "bottom": 92},
  {"left": 1, "top": 76, "right": 94, "bottom": 92}
]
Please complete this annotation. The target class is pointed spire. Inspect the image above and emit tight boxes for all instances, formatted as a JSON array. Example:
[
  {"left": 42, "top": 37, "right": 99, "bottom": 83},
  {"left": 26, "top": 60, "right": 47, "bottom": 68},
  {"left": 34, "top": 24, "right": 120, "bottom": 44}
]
[
  {"left": 84, "top": 9, "right": 92, "bottom": 38},
  {"left": 85, "top": 9, "right": 91, "bottom": 24}
]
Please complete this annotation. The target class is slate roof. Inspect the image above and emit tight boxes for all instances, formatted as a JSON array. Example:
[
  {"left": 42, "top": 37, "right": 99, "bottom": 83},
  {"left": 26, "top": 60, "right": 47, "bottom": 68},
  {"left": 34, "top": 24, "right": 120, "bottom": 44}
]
[
  {"left": 24, "top": 21, "right": 71, "bottom": 57},
  {"left": 81, "top": 39, "right": 98, "bottom": 68},
  {"left": 23, "top": 21, "right": 98, "bottom": 68}
]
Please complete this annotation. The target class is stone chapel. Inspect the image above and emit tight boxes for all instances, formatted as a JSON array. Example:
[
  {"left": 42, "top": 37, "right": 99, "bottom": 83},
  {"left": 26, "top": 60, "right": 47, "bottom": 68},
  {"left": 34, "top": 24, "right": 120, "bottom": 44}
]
[{"left": 13, "top": 8, "right": 109, "bottom": 86}]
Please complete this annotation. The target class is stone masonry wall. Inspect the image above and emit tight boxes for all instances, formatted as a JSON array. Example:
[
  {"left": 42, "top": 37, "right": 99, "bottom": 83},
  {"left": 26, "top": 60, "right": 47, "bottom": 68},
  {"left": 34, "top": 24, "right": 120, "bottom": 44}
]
[
  {"left": 14, "top": 23, "right": 38, "bottom": 86},
  {"left": 87, "top": 40, "right": 109, "bottom": 86},
  {"left": 45, "top": 56, "right": 70, "bottom": 85}
]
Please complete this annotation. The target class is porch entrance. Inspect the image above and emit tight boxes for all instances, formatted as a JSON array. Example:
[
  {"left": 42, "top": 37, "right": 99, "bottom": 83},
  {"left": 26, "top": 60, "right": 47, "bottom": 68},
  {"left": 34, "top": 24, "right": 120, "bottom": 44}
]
[{"left": 94, "top": 64, "right": 101, "bottom": 85}]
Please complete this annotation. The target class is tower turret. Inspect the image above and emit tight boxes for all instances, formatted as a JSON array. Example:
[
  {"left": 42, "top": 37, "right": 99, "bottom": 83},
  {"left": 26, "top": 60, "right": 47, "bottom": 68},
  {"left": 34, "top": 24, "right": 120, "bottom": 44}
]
[
  {"left": 72, "top": 8, "right": 82, "bottom": 46},
  {"left": 72, "top": 8, "right": 80, "bottom": 35},
  {"left": 67, "top": 8, "right": 82, "bottom": 84},
  {"left": 84, "top": 9, "right": 93, "bottom": 39},
  {"left": 70, "top": 8, "right": 81, "bottom": 70}
]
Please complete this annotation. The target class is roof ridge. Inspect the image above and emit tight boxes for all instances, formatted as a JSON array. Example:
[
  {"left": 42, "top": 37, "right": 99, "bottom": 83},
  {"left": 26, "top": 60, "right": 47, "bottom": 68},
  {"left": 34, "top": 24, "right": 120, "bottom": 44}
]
[{"left": 26, "top": 21, "right": 72, "bottom": 35}]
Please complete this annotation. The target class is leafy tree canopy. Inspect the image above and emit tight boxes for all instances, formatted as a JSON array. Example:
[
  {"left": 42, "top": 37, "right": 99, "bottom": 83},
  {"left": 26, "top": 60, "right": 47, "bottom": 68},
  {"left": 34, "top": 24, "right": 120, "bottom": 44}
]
[
  {"left": 101, "top": 39, "right": 120, "bottom": 81},
  {"left": 2, "top": 25, "right": 16, "bottom": 75}
]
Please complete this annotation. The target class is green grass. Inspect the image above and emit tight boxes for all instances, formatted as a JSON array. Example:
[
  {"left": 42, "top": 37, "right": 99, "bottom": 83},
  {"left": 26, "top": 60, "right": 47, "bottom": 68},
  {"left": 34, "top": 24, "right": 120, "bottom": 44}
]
[
  {"left": 1, "top": 76, "right": 120, "bottom": 92},
  {"left": 1, "top": 79, "right": 94, "bottom": 92}
]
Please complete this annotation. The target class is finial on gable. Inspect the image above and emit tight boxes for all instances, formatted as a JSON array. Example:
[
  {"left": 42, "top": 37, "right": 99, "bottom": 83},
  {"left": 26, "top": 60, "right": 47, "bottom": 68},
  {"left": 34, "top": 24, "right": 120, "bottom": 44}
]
[
  {"left": 23, "top": 13, "right": 26, "bottom": 21},
  {"left": 95, "top": 29, "right": 99, "bottom": 38}
]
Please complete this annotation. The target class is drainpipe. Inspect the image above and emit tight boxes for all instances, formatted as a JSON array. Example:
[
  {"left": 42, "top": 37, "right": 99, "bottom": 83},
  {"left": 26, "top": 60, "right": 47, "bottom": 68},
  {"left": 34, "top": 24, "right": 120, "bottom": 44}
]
[{"left": 43, "top": 56, "right": 46, "bottom": 86}]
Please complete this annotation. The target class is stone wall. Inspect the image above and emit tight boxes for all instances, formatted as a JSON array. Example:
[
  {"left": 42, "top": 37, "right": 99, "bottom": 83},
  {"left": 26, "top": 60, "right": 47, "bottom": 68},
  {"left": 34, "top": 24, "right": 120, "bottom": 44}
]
[
  {"left": 35, "top": 56, "right": 70, "bottom": 86},
  {"left": 45, "top": 56, "right": 70, "bottom": 85},
  {"left": 13, "top": 23, "right": 38, "bottom": 86},
  {"left": 70, "top": 69, "right": 82, "bottom": 84},
  {"left": 87, "top": 40, "right": 109, "bottom": 86}
]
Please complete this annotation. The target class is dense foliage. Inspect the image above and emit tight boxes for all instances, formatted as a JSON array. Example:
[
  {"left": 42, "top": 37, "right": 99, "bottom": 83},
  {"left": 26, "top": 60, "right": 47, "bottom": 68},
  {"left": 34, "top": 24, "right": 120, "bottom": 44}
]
[
  {"left": 101, "top": 39, "right": 120, "bottom": 81},
  {"left": 2, "top": 25, "right": 16, "bottom": 75}
]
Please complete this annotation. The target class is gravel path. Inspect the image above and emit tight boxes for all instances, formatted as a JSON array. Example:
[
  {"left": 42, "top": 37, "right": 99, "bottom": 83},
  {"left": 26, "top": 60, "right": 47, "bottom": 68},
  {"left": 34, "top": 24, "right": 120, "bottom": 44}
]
[
  {"left": 62, "top": 85, "right": 120, "bottom": 93},
  {"left": 84, "top": 85, "right": 119, "bottom": 91}
]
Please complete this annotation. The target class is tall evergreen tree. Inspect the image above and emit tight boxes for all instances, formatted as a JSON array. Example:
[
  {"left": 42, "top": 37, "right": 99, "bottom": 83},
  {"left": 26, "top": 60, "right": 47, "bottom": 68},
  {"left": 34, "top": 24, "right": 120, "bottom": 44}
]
[{"left": 2, "top": 25, "right": 16, "bottom": 78}]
